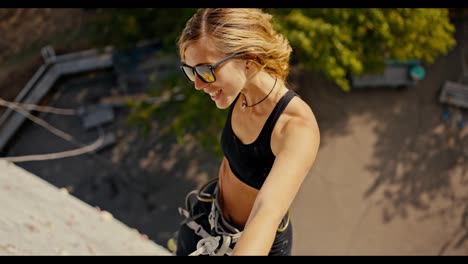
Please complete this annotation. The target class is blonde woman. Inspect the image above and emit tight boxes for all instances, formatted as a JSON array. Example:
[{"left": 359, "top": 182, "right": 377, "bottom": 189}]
[{"left": 174, "top": 8, "right": 320, "bottom": 256}]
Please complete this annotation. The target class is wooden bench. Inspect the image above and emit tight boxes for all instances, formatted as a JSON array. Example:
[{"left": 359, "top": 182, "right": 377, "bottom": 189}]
[{"left": 439, "top": 81, "right": 468, "bottom": 109}]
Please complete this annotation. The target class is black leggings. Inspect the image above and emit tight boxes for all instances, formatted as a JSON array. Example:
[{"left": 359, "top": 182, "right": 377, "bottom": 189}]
[{"left": 175, "top": 181, "right": 293, "bottom": 256}]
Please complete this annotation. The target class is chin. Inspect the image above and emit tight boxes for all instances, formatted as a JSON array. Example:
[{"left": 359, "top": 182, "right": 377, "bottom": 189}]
[
  {"left": 215, "top": 102, "right": 230, "bottom": 110},
  {"left": 215, "top": 98, "right": 233, "bottom": 109}
]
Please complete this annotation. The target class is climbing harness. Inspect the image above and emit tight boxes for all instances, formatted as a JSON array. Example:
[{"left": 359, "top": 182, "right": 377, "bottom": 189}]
[{"left": 174, "top": 178, "right": 290, "bottom": 256}]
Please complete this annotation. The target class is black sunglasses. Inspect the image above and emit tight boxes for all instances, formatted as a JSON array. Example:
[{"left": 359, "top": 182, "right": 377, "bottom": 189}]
[{"left": 180, "top": 52, "right": 241, "bottom": 83}]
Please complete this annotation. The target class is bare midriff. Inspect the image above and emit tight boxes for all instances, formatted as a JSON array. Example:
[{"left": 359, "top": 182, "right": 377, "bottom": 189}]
[{"left": 217, "top": 157, "right": 259, "bottom": 229}]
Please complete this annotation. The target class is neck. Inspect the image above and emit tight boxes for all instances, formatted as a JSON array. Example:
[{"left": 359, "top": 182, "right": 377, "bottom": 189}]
[{"left": 241, "top": 76, "right": 278, "bottom": 109}]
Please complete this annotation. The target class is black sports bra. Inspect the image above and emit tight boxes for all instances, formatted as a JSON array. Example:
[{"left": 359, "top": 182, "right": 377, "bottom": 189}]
[{"left": 220, "top": 90, "right": 297, "bottom": 190}]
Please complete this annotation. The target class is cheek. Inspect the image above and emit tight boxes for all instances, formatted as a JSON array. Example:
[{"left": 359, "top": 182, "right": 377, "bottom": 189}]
[
  {"left": 217, "top": 67, "right": 245, "bottom": 91},
  {"left": 217, "top": 79, "right": 241, "bottom": 96}
]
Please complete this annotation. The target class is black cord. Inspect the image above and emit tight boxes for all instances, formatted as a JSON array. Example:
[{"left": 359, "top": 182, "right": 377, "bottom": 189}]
[{"left": 241, "top": 77, "right": 278, "bottom": 108}]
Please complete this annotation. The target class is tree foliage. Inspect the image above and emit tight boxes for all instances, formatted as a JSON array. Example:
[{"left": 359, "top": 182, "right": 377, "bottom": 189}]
[{"left": 269, "top": 8, "right": 456, "bottom": 91}]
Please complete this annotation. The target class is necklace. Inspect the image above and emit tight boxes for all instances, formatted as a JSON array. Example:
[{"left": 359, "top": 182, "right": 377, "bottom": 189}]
[{"left": 241, "top": 77, "right": 278, "bottom": 108}]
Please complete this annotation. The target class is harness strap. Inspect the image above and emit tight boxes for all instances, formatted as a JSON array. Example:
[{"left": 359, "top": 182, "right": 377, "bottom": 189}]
[
  {"left": 178, "top": 182, "right": 241, "bottom": 256},
  {"left": 216, "top": 235, "right": 233, "bottom": 256},
  {"left": 182, "top": 212, "right": 212, "bottom": 239},
  {"left": 179, "top": 205, "right": 238, "bottom": 256},
  {"left": 178, "top": 179, "right": 291, "bottom": 256}
]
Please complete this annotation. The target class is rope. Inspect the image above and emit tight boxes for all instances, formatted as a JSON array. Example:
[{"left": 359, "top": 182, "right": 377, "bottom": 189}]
[
  {"left": 0, "top": 96, "right": 146, "bottom": 195},
  {"left": 0, "top": 97, "right": 77, "bottom": 115},
  {"left": 0, "top": 97, "right": 105, "bottom": 162},
  {"left": 189, "top": 236, "right": 221, "bottom": 256},
  {"left": 0, "top": 135, "right": 104, "bottom": 162},
  {"left": 9, "top": 105, "right": 75, "bottom": 141}
]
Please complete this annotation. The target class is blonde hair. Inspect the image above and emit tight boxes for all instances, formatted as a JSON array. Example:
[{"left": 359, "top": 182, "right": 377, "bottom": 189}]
[{"left": 177, "top": 8, "right": 292, "bottom": 82}]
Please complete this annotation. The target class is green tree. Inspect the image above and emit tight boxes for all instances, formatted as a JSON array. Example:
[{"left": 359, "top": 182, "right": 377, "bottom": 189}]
[{"left": 269, "top": 8, "right": 456, "bottom": 91}]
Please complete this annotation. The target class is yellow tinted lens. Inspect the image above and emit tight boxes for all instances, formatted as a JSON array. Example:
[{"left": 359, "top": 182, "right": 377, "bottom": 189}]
[{"left": 196, "top": 66, "right": 215, "bottom": 83}]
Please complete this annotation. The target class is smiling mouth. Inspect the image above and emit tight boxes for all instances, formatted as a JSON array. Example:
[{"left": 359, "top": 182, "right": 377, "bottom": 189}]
[{"left": 209, "top": 89, "right": 221, "bottom": 97}]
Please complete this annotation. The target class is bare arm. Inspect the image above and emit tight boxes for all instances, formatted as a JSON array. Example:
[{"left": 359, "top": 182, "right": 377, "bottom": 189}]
[{"left": 231, "top": 109, "right": 320, "bottom": 255}]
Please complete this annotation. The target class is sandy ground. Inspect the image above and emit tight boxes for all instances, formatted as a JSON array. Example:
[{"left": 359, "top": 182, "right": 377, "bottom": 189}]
[{"left": 290, "top": 17, "right": 468, "bottom": 255}]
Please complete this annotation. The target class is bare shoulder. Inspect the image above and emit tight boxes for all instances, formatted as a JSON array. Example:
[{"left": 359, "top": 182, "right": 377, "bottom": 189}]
[
  {"left": 282, "top": 94, "right": 319, "bottom": 137},
  {"left": 273, "top": 93, "right": 320, "bottom": 156}
]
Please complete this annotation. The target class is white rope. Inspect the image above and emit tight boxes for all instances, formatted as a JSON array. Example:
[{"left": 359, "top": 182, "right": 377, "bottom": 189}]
[
  {"left": 189, "top": 236, "right": 221, "bottom": 256},
  {"left": 0, "top": 135, "right": 104, "bottom": 162},
  {"left": 9, "top": 104, "right": 75, "bottom": 141},
  {"left": 0, "top": 97, "right": 105, "bottom": 162},
  {"left": 0, "top": 97, "right": 77, "bottom": 115}
]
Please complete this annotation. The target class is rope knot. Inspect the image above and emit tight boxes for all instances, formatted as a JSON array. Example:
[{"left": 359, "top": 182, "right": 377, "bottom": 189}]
[{"left": 191, "top": 236, "right": 220, "bottom": 256}]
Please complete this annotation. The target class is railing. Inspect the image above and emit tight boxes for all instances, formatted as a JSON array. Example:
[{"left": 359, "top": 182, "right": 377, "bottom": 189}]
[{"left": 0, "top": 45, "right": 114, "bottom": 152}]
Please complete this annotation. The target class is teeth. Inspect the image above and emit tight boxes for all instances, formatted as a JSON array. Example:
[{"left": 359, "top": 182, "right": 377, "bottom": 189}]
[{"left": 210, "top": 90, "right": 221, "bottom": 97}]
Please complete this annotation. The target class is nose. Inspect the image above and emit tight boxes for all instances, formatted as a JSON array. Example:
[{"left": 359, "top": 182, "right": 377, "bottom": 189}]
[{"left": 194, "top": 76, "right": 209, "bottom": 91}]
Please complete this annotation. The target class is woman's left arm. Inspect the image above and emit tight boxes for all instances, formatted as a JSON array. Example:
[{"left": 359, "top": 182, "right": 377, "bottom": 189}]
[{"left": 232, "top": 110, "right": 320, "bottom": 255}]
